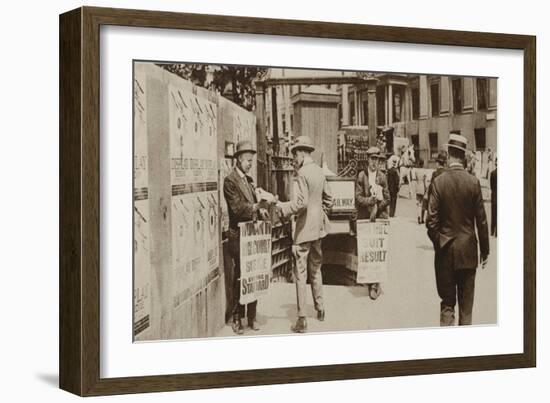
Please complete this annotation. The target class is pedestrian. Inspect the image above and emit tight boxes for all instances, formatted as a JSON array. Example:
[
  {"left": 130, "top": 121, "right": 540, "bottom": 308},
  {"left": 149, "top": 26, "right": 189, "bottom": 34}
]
[
  {"left": 490, "top": 158, "right": 497, "bottom": 237},
  {"left": 429, "top": 151, "right": 448, "bottom": 197},
  {"left": 387, "top": 155, "right": 400, "bottom": 217},
  {"left": 412, "top": 158, "right": 427, "bottom": 224},
  {"left": 356, "top": 147, "right": 390, "bottom": 221},
  {"left": 276, "top": 136, "right": 333, "bottom": 333},
  {"left": 223, "top": 140, "right": 270, "bottom": 334},
  {"left": 426, "top": 134, "right": 490, "bottom": 326}
]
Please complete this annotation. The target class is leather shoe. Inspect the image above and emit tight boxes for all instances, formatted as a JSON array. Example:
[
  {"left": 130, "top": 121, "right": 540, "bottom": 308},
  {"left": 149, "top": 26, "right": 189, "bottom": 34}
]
[
  {"left": 248, "top": 318, "right": 260, "bottom": 331},
  {"left": 291, "top": 317, "right": 307, "bottom": 333},
  {"left": 317, "top": 310, "right": 325, "bottom": 321},
  {"left": 231, "top": 317, "right": 244, "bottom": 335}
]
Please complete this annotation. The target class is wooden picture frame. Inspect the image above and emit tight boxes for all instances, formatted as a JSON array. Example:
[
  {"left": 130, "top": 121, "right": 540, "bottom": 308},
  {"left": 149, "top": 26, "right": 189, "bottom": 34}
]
[{"left": 59, "top": 6, "right": 536, "bottom": 396}]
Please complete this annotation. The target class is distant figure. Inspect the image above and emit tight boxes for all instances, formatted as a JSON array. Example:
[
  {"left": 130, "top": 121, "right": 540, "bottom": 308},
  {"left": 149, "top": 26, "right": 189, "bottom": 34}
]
[
  {"left": 412, "top": 159, "right": 427, "bottom": 224},
  {"left": 490, "top": 158, "right": 497, "bottom": 236},
  {"left": 426, "top": 134, "right": 489, "bottom": 326},
  {"left": 399, "top": 144, "right": 416, "bottom": 198},
  {"left": 387, "top": 155, "right": 400, "bottom": 217},
  {"left": 276, "top": 136, "right": 333, "bottom": 334}
]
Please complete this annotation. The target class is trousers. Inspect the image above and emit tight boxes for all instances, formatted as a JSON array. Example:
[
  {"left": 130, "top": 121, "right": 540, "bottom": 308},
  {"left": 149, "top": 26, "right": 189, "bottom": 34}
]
[
  {"left": 231, "top": 253, "right": 257, "bottom": 320},
  {"left": 293, "top": 239, "right": 324, "bottom": 317},
  {"left": 389, "top": 192, "right": 398, "bottom": 217},
  {"left": 434, "top": 254, "right": 477, "bottom": 326}
]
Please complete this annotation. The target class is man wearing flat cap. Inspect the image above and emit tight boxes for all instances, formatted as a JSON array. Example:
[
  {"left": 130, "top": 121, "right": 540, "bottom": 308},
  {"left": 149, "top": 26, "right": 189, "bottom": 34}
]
[
  {"left": 223, "top": 139, "right": 270, "bottom": 334},
  {"left": 426, "top": 134, "right": 489, "bottom": 326},
  {"left": 276, "top": 136, "right": 333, "bottom": 333},
  {"left": 356, "top": 146, "right": 390, "bottom": 221}
]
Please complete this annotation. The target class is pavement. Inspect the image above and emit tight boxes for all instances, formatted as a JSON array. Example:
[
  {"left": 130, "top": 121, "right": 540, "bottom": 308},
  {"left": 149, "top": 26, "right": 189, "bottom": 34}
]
[{"left": 216, "top": 195, "right": 497, "bottom": 337}]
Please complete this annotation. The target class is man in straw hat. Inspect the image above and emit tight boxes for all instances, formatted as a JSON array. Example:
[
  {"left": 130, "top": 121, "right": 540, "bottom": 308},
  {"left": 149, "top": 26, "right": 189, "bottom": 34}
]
[
  {"left": 276, "top": 136, "right": 333, "bottom": 333},
  {"left": 223, "top": 139, "right": 270, "bottom": 334},
  {"left": 426, "top": 134, "right": 489, "bottom": 326},
  {"left": 355, "top": 146, "right": 390, "bottom": 221}
]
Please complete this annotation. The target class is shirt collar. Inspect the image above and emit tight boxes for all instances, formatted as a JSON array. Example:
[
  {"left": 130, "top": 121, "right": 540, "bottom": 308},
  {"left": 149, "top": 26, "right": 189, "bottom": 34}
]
[
  {"left": 235, "top": 166, "right": 247, "bottom": 179},
  {"left": 449, "top": 162, "right": 464, "bottom": 169}
]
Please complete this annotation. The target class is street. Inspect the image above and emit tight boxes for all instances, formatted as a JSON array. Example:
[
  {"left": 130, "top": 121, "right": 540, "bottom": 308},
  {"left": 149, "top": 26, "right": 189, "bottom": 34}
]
[{"left": 217, "top": 194, "right": 497, "bottom": 337}]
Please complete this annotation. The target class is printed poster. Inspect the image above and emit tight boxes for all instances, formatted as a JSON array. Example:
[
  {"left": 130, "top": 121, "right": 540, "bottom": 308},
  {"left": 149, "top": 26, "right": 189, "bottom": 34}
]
[
  {"left": 133, "top": 70, "right": 151, "bottom": 337},
  {"left": 168, "top": 82, "right": 220, "bottom": 309}
]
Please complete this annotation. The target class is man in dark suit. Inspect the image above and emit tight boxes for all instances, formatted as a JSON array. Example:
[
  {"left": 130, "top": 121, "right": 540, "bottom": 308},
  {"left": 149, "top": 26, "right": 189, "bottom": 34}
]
[
  {"left": 387, "top": 155, "right": 400, "bottom": 217},
  {"left": 426, "top": 134, "right": 489, "bottom": 326},
  {"left": 490, "top": 158, "right": 497, "bottom": 237},
  {"left": 223, "top": 140, "right": 269, "bottom": 334}
]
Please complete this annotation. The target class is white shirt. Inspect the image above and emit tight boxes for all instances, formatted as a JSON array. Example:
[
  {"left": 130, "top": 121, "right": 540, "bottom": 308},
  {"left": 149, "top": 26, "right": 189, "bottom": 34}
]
[{"left": 367, "top": 168, "right": 377, "bottom": 188}]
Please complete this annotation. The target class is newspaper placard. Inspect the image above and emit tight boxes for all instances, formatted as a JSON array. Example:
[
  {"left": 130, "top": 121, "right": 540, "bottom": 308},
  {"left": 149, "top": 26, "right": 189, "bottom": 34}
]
[
  {"left": 239, "top": 221, "right": 272, "bottom": 305},
  {"left": 356, "top": 219, "right": 390, "bottom": 283}
]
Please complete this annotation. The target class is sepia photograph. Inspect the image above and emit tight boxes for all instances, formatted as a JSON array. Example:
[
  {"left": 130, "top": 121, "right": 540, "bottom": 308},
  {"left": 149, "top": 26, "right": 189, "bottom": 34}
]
[{"left": 133, "top": 61, "right": 497, "bottom": 342}]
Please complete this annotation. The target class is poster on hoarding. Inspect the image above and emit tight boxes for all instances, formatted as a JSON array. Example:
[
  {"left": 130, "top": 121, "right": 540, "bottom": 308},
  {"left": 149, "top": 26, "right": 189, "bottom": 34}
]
[
  {"left": 133, "top": 70, "right": 151, "bottom": 338},
  {"left": 356, "top": 219, "right": 390, "bottom": 284},
  {"left": 239, "top": 221, "right": 272, "bottom": 305},
  {"left": 168, "top": 82, "right": 220, "bottom": 309}
]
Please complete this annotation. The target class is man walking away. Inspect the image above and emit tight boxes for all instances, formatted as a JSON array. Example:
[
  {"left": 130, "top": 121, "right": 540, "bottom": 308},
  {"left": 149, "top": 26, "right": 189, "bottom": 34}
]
[{"left": 426, "top": 134, "right": 489, "bottom": 326}]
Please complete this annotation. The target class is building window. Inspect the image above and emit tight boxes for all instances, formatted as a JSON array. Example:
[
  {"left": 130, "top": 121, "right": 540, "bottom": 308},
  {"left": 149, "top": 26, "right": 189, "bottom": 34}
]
[
  {"left": 474, "top": 128, "right": 486, "bottom": 151},
  {"left": 393, "top": 87, "right": 404, "bottom": 123},
  {"left": 376, "top": 86, "right": 385, "bottom": 125},
  {"left": 429, "top": 132, "right": 438, "bottom": 160},
  {"left": 430, "top": 83, "right": 440, "bottom": 117},
  {"left": 290, "top": 114, "right": 293, "bottom": 131},
  {"left": 410, "top": 134, "right": 420, "bottom": 162},
  {"left": 350, "top": 99, "right": 355, "bottom": 125},
  {"left": 477, "top": 78, "right": 488, "bottom": 111},
  {"left": 411, "top": 87, "right": 420, "bottom": 120},
  {"left": 362, "top": 100, "right": 368, "bottom": 126},
  {"left": 338, "top": 104, "right": 343, "bottom": 128},
  {"left": 452, "top": 78, "right": 462, "bottom": 113},
  {"left": 282, "top": 113, "right": 286, "bottom": 134}
]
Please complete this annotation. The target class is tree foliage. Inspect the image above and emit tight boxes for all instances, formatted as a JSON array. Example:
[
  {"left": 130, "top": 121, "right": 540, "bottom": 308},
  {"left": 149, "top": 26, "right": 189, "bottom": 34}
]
[{"left": 156, "top": 63, "right": 266, "bottom": 111}]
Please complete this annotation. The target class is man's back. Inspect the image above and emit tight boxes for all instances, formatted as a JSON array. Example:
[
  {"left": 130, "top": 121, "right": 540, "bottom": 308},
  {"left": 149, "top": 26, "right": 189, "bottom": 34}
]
[
  {"left": 280, "top": 160, "right": 332, "bottom": 244},
  {"left": 427, "top": 166, "right": 489, "bottom": 269}
]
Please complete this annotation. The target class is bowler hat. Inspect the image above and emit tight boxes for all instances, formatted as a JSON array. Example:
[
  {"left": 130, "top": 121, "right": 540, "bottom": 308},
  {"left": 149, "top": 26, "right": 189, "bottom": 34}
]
[
  {"left": 435, "top": 150, "right": 448, "bottom": 163},
  {"left": 234, "top": 139, "right": 256, "bottom": 158},
  {"left": 446, "top": 134, "right": 468, "bottom": 152},
  {"left": 290, "top": 136, "right": 315, "bottom": 153}
]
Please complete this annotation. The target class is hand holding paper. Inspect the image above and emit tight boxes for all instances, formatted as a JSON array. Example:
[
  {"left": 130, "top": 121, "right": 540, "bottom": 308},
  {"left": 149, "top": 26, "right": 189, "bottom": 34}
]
[{"left": 255, "top": 187, "right": 277, "bottom": 204}]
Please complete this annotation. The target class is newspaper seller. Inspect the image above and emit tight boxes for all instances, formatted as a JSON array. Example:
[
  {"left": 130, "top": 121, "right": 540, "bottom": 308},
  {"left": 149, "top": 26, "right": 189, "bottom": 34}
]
[{"left": 223, "top": 140, "right": 270, "bottom": 335}]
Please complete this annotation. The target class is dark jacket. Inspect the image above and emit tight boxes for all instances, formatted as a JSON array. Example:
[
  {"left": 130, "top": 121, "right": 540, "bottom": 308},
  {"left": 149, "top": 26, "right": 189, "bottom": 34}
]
[
  {"left": 356, "top": 169, "right": 390, "bottom": 219},
  {"left": 223, "top": 168, "right": 258, "bottom": 257},
  {"left": 490, "top": 168, "right": 497, "bottom": 196},
  {"left": 426, "top": 165, "right": 489, "bottom": 270},
  {"left": 387, "top": 167, "right": 400, "bottom": 195}
]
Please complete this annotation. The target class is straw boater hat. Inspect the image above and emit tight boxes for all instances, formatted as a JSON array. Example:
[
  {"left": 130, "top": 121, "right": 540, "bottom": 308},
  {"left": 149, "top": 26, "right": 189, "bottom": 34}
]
[
  {"left": 446, "top": 134, "right": 468, "bottom": 153},
  {"left": 233, "top": 139, "right": 256, "bottom": 158},
  {"left": 289, "top": 136, "right": 315, "bottom": 153}
]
